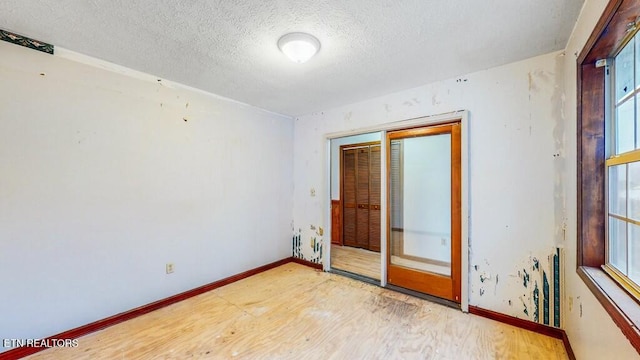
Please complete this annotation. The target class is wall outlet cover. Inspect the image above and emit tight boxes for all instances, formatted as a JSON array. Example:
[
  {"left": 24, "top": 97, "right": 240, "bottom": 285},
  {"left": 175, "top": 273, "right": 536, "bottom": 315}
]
[{"left": 166, "top": 263, "right": 175, "bottom": 274}]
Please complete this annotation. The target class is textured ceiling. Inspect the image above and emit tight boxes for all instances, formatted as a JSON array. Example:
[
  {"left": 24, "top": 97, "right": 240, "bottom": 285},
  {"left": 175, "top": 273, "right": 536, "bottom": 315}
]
[{"left": 0, "top": 0, "right": 584, "bottom": 116}]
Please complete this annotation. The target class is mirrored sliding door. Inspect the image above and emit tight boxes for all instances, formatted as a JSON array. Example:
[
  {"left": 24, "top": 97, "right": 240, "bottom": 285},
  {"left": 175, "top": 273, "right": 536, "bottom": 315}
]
[{"left": 387, "top": 122, "right": 461, "bottom": 302}]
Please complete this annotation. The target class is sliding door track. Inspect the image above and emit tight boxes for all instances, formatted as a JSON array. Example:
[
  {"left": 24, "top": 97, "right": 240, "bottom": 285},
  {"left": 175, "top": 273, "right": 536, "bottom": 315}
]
[{"left": 329, "top": 268, "right": 459, "bottom": 310}]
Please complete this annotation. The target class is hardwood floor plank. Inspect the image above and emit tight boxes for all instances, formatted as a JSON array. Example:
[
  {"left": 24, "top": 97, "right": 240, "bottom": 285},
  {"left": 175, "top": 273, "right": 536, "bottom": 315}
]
[{"left": 25, "top": 263, "right": 567, "bottom": 359}]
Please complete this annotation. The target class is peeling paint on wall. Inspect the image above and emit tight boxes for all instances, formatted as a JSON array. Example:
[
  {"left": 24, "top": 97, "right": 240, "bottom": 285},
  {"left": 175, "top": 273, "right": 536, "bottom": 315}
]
[
  {"left": 543, "top": 271, "right": 550, "bottom": 325},
  {"left": 508, "top": 247, "right": 564, "bottom": 328},
  {"left": 522, "top": 269, "right": 530, "bottom": 287},
  {"left": 292, "top": 227, "right": 323, "bottom": 264},
  {"left": 578, "top": 296, "right": 582, "bottom": 318},
  {"left": 0, "top": 29, "right": 54, "bottom": 54},
  {"left": 520, "top": 296, "right": 529, "bottom": 316},
  {"left": 553, "top": 248, "right": 561, "bottom": 327},
  {"left": 292, "top": 229, "right": 302, "bottom": 259},
  {"left": 533, "top": 281, "right": 540, "bottom": 323}
]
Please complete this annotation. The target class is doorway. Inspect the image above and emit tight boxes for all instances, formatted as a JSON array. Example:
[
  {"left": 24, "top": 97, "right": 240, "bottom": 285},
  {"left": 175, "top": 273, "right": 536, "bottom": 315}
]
[
  {"left": 330, "top": 133, "right": 382, "bottom": 280},
  {"left": 324, "top": 111, "right": 468, "bottom": 310},
  {"left": 386, "top": 122, "right": 462, "bottom": 302},
  {"left": 341, "top": 142, "right": 381, "bottom": 252}
]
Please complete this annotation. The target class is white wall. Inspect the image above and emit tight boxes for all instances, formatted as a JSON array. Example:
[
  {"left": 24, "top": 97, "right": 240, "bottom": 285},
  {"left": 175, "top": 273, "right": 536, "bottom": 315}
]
[
  {"left": 0, "top": 41, "right": 293, "bottom": 349},
  {"left": 561, "top": 0, "right": 639, "bottom": 358},
  {"left": 293, "top": 50, "right": 565, "bottom": 322}
]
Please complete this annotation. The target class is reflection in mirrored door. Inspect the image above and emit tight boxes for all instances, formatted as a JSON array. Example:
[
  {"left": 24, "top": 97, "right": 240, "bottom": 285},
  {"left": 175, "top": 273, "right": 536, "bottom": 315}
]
[
  {"left": 387, "top": 123, "right": 461, "bottom": 302},
  {"left": 329, "top": 132, "right": 382, "bottom": 280}
]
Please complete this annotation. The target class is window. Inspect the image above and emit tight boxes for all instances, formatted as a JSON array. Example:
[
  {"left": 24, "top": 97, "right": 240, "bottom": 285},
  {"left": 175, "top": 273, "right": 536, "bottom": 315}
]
[
  {"left": 606, "top": 31, "right": 640, "bottom": 298},
  {"left": 578, "top": 0, "right": 640, "bottom": 352}
]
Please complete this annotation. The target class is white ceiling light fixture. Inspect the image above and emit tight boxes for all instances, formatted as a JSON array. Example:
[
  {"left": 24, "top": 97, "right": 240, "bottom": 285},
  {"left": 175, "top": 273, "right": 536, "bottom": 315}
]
[{"left": 277, "top": 32, "right": 320, "bottom": 64}]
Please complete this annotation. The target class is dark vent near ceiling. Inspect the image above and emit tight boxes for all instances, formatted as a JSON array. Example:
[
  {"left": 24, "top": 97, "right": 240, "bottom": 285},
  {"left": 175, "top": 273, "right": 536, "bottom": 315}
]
[{"left": 0, "top": 29, "right": 53, "bottom": 55}]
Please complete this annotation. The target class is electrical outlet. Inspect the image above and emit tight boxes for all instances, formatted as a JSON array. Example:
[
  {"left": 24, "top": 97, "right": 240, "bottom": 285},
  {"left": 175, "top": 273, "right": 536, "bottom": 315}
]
[
  {"left": 441, "top": 238, "right": 447, "bottom": 246},
  {"left": 166, "top": 263, "right": 175, "bottom": 274}
]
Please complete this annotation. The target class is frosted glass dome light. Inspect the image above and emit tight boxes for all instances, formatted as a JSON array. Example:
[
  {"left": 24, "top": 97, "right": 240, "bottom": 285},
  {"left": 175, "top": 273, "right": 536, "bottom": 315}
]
[{"left": 278, "top": 33, "right": 320, "bottom": 64}]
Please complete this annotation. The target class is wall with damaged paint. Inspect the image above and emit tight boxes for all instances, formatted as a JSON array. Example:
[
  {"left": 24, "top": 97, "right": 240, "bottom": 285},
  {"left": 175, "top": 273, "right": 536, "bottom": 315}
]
[
  {"left": 293, "top": 50, "right": 566, "bottom": 323},
  {"left": 0, "top": 41, "right": 293, "bottom": 347},
  {"left": 560, "top": 0, "right": 639, "bottom": 358}
]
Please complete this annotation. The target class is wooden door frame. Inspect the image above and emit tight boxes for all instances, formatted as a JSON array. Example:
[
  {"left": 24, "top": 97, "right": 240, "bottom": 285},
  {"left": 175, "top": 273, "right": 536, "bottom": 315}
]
[
  {"left": 323, "top": 110, "right": 470, "bottom": 312},
  {"left": 331, "top": 199, "right": 342, "bottom": 246}
]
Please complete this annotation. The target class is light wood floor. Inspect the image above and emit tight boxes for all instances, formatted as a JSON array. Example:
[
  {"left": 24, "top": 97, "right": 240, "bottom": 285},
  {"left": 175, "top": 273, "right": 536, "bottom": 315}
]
[
  {"left": 27, "top": 263, "right": 567, "bottom": 359},
  {"left": 331, "top": 244, "right": 381, "bottom": 280}
]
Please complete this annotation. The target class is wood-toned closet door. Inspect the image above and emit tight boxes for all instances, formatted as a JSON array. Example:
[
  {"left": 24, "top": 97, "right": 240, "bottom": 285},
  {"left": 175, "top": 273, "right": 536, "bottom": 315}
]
[
  {"left": 356, "top": 148, "right": 370, "bottom": 248},
  {"left": 369, "top": 145, "right": 381, "bottom": 252},
  {"left": 342, "top": 149, "right": 357, "bottom": 247}
]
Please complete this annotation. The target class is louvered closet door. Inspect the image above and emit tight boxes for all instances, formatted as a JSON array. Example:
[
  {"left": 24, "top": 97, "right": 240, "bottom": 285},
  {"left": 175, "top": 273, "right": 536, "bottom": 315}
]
[
  {"left": 356, "top": 148, "right": 370, "bottom": 248},
  {"left": 342, "top": 149, "right": 357, "bottom": 247},
  {"left": 342, "top": 143, "right": 381, "bottom": 252},
  {"left": 369, "top": 145, "right": 381, "bottom": 252}
]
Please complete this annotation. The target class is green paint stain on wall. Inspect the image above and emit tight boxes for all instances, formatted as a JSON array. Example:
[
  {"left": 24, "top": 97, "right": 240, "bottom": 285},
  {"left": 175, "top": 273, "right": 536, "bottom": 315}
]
[
  {"left": 533, "top": 282, "right": 539, "bottom": 323},
  {"left": 553, "top": 248, "right": 560, "bottom": 327},
  {"left": 543, "top": 271, "right": 550, "bottom": 326}
]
